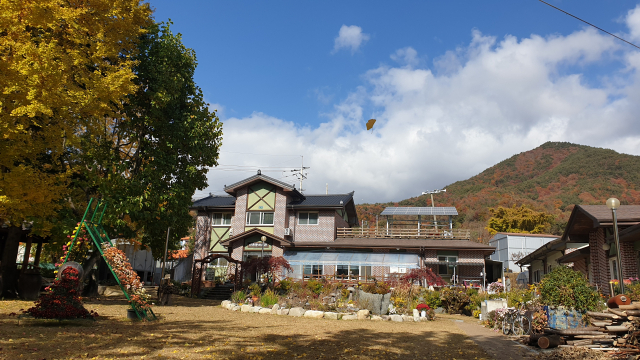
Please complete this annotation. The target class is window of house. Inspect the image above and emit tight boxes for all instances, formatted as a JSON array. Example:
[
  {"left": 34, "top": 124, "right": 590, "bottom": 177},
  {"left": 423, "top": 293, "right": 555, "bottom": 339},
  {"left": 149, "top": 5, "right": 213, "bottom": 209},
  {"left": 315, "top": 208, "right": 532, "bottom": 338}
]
[
  {"left": 533, "top": 270, "right": 541, "bottom": 283},
  {"left": 298, "top": 212, "right": 319, "bottom": 225},
  {"left": 246, "top": 212, "right": 274, "bottom": 225},
  {"left": 547, "top": 265, "right": 552, "bottom": 274},
  {"left": 336, "top": 265, "right": 359, "bottom": 279},
  {"left": 303, "top": 265, "right": 323, "bottom": 279},
  {"left": 212, "top": 213, "right": 232, "bottom": 226},
  {"left": 438, "top": 256, "right": 457, "bottom": 275}
]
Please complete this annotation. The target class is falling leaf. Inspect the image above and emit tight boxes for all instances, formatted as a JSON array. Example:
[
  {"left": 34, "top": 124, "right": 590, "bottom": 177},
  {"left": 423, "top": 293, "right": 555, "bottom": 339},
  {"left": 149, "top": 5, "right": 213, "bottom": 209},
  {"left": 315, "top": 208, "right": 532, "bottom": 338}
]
[{"left": 366, "top": 119, "right": 376, "bottom": 130}]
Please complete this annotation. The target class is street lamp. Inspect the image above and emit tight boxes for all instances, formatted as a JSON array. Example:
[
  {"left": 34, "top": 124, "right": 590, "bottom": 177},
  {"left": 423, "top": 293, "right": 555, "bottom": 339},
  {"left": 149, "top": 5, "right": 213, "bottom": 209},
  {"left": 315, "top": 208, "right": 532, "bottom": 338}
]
[
  {"left": 422, "top": 189, "right": 446, "bottom": 229},
  {"left": 260, "top": 235, "right": 267, "bottom": 283},
  {"left": 606, "top": 197, "right": 625, "bottom": 295}
]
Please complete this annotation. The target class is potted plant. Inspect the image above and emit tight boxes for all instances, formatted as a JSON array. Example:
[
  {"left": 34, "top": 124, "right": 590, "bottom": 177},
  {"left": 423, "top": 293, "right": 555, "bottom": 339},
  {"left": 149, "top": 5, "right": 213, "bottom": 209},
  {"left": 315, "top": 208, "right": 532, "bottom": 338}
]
[
  {"left": 417, "top": 303, "right": 430, "bottom": 318},
  {"left": 249, "top": 283, "right": 261, "bottom": 305}
]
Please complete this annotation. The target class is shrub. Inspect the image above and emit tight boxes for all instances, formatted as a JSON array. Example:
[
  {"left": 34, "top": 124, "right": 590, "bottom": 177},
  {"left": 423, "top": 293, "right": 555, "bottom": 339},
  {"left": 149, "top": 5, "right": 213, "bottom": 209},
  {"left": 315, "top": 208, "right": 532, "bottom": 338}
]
[
  {"left": 440, "top": 287, "right": 470, "bottom": 314},
  {"left": 487, "top": 281, "right": 503, "bottom": 293},
  {"left": 305, "top": 279, "right": 324, "bottom": 295},
  {"left": 231, "top": 290, "right": 246, "bottom": 303},
  {"left": 274, "top": 279, "right": 294, "bottom": 294},
  {"left": 260, "top": 289, "right": 279, "bottom": 308},
  {"left": 401, "top": 267, "right": 446, "bottom": 286},
  {"left": 248, "top": 283, "right": 261, "bottom": 297},
  {"left": 539, "top": 266, "right": 602, "bottom": 312},
  {"left": 626, "top": 280, "right": 640, "bottom": 301},
  {"left": 361, "top": 281, "right": 390, "bottom": 294},
  {"left": 424, "top": 290, "right": 442, "bottom": 309}
]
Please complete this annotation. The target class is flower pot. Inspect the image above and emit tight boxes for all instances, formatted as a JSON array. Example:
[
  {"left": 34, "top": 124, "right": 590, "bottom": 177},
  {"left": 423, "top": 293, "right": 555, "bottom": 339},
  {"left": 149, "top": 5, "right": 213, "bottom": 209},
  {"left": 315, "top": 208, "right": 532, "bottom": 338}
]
[
  {"left": 18, "top": 269, "right": 42, "bottom": 301},
  {"left": 251, "top": 295, "right": 259, "bottom": 304},
  {"left": 127, "top": 308, "right": 139, "bottom": 320},
  {"left": 421, "top": 310, "right": 426, "bottom": 318}
]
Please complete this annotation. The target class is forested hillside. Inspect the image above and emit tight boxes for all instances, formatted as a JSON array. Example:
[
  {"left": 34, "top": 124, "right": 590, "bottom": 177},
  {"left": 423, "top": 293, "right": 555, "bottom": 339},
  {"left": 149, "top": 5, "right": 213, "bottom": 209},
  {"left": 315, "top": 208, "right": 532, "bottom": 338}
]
[{"left": 356, "top": 142, "right": 640, "bottom": 243}]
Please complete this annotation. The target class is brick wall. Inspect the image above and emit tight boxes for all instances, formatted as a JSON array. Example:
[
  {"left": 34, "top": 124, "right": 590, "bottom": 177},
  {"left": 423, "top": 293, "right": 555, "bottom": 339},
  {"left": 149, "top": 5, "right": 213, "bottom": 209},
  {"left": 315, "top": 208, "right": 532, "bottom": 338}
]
[
  {"left": 231, "top": 188, "right": 248, "bottom": 236},
  {"left": 589, "top": 228, "right": 611, "bottom": 295},
  {"left": 292, "top": 210, "right": 335, "bottom": 242},
  {"left": 272, "top": 244, "right": 284, "bottom": 257},
  {"left": 621, "top": 241, "right": 638, "bottom": 279},
  {"left": 273, "top": 189, "right": 288, "bottom": 238},
  {"left": 573, "top": 258, "right": 588, "bottom": 277},
  {"left": 227, "top": 242, "right": 244, "bottom": 277},
  {"left": 458, "top": 250, "right": 485, "bottom": 264},
  {"left": 459, "top": 265, "right": 483, "bottom": 279}
]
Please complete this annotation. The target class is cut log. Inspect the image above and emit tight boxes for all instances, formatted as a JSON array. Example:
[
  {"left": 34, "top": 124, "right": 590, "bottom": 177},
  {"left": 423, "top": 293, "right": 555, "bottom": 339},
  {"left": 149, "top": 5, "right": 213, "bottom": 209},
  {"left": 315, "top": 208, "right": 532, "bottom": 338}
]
[
  {"left": 619, "top": 303, "right": 640, "bottom": 310},
  {"left": 527, "top": 334, "right": 544, "bottom": 346},
  {"left": 566, "top": 339, "right": 592, "bottom": 346},
  {"left": 590, "top": 321, "right": 612, "bottom": 327},
  {"left": 624, "top": 310, "right": 640, "bottom": 316},
  {"left": 538, "top": 335, "right": 561, "bottom": 349},
  {"left": 544, "top": 328, "right": 605, "bottom": 336},
  {"left": 587, "top": 311, "right": 619, "bottom": 319},
  {"left": 608, "top": 308, "right": 628, "bottom": 317},
  {"left": 606, "top": 325, "right": 631, "bottom": 332},
  {"left": 574, "top": 335, "right": 616, "bottom": 339}
]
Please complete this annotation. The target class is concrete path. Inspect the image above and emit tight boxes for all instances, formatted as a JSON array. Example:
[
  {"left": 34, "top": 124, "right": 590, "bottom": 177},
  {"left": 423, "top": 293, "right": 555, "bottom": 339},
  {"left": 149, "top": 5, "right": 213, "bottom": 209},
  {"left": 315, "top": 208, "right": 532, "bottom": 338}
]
[{"left": 455, "top": 320, "right": 540, "bottom": 360}]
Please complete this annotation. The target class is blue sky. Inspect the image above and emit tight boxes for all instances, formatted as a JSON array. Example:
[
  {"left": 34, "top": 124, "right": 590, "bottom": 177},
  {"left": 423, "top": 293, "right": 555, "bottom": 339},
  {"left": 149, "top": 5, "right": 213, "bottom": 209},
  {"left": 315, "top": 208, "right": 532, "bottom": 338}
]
[{"left": 149, "top": 1, "right": 640, "bottom": 203}]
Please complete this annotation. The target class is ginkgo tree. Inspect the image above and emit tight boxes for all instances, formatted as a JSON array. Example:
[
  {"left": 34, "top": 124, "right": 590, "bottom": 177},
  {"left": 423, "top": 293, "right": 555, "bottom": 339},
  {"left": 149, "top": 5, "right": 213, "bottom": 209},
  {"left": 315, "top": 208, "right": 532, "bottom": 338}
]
[
  {"left": 0, "top": 0, "right": 152, "bottom": 296},
  {"left": 485, "top": 204, "right": 554, "bottom": 235}
]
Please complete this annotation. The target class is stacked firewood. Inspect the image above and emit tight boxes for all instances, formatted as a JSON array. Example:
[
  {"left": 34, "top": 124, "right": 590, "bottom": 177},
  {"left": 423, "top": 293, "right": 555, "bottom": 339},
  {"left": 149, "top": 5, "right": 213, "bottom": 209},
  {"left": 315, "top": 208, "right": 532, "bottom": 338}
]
[{"left": 525, "top": 295, "right": 640, "bottom": 355}]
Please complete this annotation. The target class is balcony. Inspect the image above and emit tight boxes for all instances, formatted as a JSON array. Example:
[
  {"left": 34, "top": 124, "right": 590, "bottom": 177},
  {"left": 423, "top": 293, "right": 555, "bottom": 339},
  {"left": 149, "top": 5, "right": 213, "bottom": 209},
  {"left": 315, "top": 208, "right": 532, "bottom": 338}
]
[{"left": 337, "top": 227, "right": 471, "bottom": 240}]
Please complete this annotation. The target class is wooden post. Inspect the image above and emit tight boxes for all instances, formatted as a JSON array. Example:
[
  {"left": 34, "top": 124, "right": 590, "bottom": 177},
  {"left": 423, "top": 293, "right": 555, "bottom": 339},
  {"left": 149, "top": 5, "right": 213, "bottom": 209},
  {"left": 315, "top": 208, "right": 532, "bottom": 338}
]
[{"left": 21, "top": 237, "right": 33, "bottom": 273}]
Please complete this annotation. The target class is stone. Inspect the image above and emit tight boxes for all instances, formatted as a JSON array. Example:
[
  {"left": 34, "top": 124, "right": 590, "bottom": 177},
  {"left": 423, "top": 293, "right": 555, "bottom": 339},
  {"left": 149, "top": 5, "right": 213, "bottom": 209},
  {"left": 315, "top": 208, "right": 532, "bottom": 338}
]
[
  {"left": 434, "top": 307, "right": 445, "bottom": 314},
  {"left": 419, "top": 317, "right": 430, "bottom": 322},
  {"left": 342, "top": 314, "right": 357, "bottom": 320},
  {"left": 402, "top": 315, "right": 415, "bottom": 322},
  {"left": 323, "top": 312, "right": 340, "bottom": 320},
  {"left": 271, "top": 304, "right": 280, "bottom": 315},
  {"left": 241, "top": 305, "right": 252, "bottom": 313},
  {"left": 413, "top": 309, "right": 419, "bottom": 317},
  {"left": 251, "top": 306, "right": 262, "bottom": 313},
  {"left": 390, "top": 315, "right": 403, "bottom": 322},
  {"left": 259, "top": 308, "right": 272, "bottom": 314},
  {"left": 381, "top": 315, "right": 391, "bottom": 321},
  {"left": 288, "top": 307, "right": 306, "bottom": 317},
  {"left": 357, "top": 309, "right": 370, "bottom": 320},
  {"left": 231, "top": 306, "right": 240, "bottom": 311},
  {"left": 303, "top": 310, "right": 324, "bottom": 319},
  {"left": 221, "top": 300, "right": 231, "bottom": 308},
  {"left": 103, "top": 286, "right": 124, "bottom": 297},
  {"left": 371, "top": 315, "right": 383, "bottom": 321},
  {"left": 280, "top": 309, "right": 290, "bottom": 315}
]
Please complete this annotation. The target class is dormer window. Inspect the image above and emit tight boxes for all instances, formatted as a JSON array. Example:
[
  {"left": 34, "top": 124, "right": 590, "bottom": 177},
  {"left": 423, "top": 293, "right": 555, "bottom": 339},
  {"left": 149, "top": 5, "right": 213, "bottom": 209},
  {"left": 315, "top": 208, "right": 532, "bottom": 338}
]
[
  {"left": 246, "top": 212, "right": 274, "bottom": 225},
  {"left": 212, "top": 213, "right": 232, "bottom": 226},
  {"left": 298, "top": 212, "right": 319, "bottom": 225}
]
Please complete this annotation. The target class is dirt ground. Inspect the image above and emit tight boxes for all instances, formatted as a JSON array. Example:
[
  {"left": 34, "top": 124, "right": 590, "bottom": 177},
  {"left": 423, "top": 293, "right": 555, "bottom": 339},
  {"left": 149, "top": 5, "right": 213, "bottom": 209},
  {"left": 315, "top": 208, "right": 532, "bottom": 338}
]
[{"left": 0, "top": 296, "right": 497, "bottom": 360}]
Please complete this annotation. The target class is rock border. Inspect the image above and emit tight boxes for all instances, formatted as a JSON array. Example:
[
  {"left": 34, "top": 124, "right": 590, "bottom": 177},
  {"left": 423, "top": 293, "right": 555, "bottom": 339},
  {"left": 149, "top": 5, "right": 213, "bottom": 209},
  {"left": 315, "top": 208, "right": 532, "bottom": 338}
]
[{"left": 220, "top": 300, "right": 432, "bottom": 322}]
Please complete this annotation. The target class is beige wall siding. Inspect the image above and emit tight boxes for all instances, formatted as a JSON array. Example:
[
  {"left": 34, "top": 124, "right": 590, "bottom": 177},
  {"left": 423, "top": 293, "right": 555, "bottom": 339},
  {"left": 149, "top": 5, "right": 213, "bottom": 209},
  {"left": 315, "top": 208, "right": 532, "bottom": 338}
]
[{"left": 273, "top": 189, "right": 288, "bottom": 238}]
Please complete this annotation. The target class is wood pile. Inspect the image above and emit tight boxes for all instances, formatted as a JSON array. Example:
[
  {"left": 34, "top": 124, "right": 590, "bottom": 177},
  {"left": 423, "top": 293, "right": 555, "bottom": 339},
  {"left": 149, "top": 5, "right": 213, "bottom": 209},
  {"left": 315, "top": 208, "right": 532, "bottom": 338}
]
[{"left": 525, "top": 296, "right": 640, "bottom": 356}]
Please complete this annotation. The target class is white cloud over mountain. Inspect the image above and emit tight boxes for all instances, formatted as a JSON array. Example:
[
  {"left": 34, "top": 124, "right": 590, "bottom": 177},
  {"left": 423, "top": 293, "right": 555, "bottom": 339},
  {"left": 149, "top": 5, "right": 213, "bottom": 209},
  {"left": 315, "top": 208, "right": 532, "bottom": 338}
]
[{"left": 199, "top": 7, "right": 640, "bottom": 204}]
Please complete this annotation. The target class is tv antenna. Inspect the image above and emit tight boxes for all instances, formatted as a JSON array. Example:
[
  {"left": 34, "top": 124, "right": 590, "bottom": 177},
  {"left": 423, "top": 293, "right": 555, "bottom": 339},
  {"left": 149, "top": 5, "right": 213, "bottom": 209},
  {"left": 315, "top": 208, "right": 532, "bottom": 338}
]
[{"left": 290, "top": 155, "right": 309, "bottom": 191}]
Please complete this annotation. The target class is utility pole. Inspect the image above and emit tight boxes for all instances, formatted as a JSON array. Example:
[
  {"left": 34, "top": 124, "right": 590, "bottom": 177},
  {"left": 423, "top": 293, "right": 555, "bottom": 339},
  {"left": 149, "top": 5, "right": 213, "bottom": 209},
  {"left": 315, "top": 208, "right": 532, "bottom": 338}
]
[
  {"left": 160, "top": 227, "right": 171, "bottom": 281},
  {"left": 290, "top": 155, "right": 309, "bottom": 191},
  {"left": 421, "top": 189, "right": 446, "bottom": 229}
]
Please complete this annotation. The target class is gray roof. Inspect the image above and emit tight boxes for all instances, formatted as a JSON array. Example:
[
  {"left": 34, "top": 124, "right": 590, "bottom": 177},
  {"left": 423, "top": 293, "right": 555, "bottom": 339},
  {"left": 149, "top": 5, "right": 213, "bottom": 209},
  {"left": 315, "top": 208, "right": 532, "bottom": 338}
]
[
  {"left": 288, "top": 192, "right": 354, "bottom": 208},
  {"left": 224, "top": 172, "right": 299, "bottom": 194},
  {"left": 190, "top": 195, "right": 235, "bottom": 209},
  {"left": 381, "top": 207, "right": 458, "bottom": 216}
]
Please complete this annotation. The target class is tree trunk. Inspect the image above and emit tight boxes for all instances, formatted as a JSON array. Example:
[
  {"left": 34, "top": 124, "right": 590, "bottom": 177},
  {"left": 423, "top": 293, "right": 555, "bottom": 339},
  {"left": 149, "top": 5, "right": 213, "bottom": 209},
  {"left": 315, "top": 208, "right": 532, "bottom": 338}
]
[
  {"left": 79, "top": 249, "right": 102, "bottom": 296},
  {"left": 1, "top": 226, "right": 22, "bottom": 298}
]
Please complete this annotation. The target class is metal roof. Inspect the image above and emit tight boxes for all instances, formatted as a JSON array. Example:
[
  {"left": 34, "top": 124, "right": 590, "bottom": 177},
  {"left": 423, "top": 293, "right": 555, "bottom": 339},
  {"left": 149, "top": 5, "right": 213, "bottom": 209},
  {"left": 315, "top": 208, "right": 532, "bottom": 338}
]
[
  {"left": 224, "top": 173, "right": 297, "bottom": 193},
  {"left": 380, "top": 207, "right": 458, "bottom": 216},
  {"left": 288, "top": 192, "right": 354, "bottom": 208},
  {"left": 190, "top": 195, "right": 236, "bottom": 209}
]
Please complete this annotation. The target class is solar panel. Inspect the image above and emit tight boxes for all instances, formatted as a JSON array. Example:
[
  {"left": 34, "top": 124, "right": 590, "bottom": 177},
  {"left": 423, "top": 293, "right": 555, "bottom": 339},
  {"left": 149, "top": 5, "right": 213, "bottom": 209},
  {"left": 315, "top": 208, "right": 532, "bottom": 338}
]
[{"left": 380, "top": 207, "right": 458, "bottom": 216}]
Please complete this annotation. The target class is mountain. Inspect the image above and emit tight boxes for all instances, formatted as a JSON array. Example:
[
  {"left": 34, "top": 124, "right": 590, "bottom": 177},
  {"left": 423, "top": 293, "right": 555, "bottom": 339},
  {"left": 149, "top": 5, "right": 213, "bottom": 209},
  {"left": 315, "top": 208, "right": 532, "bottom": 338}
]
[{"left": 356, "top": 142, "right": 640, "bottom": 243}]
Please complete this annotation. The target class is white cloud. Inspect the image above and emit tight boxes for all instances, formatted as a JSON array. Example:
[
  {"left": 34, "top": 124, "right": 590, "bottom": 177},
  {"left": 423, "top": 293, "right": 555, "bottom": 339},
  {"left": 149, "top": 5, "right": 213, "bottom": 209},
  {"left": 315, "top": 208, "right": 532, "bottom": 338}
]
[
  {"left": 332, "top": 25, "right": 370, "bottom": 54},
  {"left": 202, "top": 11, "right": 640, "bottom": 204},
  {"left": 390, "top": 47, "right": 419, "bottom": 67}
]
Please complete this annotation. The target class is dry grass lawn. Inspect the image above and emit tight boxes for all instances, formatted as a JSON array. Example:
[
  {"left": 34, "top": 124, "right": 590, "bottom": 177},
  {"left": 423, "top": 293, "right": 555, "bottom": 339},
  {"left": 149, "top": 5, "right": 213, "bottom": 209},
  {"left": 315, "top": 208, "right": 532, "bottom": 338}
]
[{"left": 0, "top": 296, "right": 491, "bottom": 359}]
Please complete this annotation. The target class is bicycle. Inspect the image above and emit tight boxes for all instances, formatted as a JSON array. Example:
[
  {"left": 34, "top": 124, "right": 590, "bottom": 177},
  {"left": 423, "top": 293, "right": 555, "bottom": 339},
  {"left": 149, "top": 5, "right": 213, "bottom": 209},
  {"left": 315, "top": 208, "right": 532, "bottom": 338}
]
[{"left": 501, "top": 305, "right": 531, "bottom": 336}]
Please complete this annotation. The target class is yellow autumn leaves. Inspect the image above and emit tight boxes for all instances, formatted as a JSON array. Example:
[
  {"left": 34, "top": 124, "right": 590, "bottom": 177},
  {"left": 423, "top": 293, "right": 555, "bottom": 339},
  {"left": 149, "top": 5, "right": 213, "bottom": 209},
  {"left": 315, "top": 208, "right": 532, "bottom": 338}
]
[{"left": 0, "top": 0, "right": 153, "bottom": 233}]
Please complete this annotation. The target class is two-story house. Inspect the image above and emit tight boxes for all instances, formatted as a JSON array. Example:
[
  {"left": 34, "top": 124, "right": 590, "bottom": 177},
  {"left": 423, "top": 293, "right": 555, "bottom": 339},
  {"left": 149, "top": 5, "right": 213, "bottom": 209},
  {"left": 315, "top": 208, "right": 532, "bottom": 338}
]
[{"left": 190, "top": 171, "right": 495, "bottom": 284}]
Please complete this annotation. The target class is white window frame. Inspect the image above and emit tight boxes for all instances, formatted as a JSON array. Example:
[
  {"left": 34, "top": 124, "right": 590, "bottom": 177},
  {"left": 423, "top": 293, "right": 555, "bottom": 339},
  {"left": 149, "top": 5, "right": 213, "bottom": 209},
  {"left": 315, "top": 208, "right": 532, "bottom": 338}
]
[
  {"left": 438, "top": 256, "right": 457, "bottom": 276},
  {"left": 211, "top": 213, "right": 232, "bottom": 226},
  {"left": 246, "top": 211, "right": 274, "bottom": 226},
  {"left": 298, "top": 211, "right": 319, "bottom": 225}
]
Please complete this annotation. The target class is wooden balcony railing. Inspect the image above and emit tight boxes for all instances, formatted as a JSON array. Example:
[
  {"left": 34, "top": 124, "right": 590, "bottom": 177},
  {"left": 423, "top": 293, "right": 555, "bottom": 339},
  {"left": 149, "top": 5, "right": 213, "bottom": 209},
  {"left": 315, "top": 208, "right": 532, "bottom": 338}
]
[{"left": 337, "top": 228, "right": 470, "bottom": 240}]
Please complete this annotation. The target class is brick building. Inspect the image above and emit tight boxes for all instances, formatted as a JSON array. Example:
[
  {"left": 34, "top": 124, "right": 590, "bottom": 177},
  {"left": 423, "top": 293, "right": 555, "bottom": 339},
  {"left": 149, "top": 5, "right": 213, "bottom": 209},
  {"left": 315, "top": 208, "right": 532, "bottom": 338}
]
[
  {"left": 517, "top": 205, "right": 640, "bottom": 295},
  {"left": 190, "top": 172, "right": 495, "bottom": 284}
]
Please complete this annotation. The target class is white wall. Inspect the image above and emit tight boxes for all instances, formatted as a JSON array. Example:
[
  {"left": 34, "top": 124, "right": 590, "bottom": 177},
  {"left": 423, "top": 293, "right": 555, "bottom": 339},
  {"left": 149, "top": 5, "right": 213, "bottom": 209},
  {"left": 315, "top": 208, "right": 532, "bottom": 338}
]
[{"left": 489, "top": 234, "right": 558, "bottom": 272}]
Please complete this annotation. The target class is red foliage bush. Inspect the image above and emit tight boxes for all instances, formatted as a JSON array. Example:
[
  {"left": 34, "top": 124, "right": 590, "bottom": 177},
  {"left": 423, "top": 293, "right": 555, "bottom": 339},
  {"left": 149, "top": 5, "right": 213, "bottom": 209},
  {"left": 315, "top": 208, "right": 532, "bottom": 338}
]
[
  {"left": 401, "top": 267, "right": 446, "bottom": 286},
  {"left": 25, "top": 267, "right": 96, "bottom": 319},
  {"left": 244, "top": 256, "right": 293, "bottom": 282}
]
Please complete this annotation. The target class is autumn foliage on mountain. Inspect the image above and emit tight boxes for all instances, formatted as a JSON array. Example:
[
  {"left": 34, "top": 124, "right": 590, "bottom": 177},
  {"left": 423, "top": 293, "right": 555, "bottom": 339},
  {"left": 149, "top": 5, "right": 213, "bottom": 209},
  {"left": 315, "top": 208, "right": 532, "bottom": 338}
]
[{"left": 356, "top": 142, "right": 640, "bottom": 243}]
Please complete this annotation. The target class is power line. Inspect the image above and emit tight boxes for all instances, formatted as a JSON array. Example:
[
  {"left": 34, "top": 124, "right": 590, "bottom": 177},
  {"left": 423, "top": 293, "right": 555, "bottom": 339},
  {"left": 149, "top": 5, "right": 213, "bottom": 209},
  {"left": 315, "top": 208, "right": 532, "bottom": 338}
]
[{"left": 538, "top": 0, "right": 640, "bottom": 50}]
